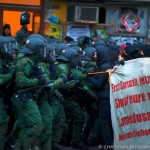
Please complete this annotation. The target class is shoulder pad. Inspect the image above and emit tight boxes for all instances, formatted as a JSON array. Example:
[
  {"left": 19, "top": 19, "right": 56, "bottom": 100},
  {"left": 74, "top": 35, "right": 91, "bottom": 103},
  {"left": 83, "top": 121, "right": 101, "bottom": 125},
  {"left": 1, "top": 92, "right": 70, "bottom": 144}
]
[
  {"left": 39, "top": 62, "right": 50, "bottom": 69},
  {"left": 56, "top": 63, "right": 70, "bottom": 77},
  {"left": 16, "top": 58, "right": 33, "bottom": 70},
  {"left": 57, "top": 63, "right": 70, "bottom": 72},
  {"left": 18, "top": 58, "right": 33, "bottom": 66}
]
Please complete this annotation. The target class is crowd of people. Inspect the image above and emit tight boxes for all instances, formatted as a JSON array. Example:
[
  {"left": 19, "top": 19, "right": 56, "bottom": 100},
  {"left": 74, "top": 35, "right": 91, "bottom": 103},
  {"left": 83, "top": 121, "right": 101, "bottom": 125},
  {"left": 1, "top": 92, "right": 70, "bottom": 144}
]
[{"left": 0, "top": 24, "right": 150, "bottom": 150}]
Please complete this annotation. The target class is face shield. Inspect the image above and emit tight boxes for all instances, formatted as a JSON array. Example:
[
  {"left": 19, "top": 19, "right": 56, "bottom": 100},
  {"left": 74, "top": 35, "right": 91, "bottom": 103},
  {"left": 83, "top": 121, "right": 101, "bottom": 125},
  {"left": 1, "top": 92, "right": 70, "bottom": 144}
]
[
  {"left": 46, "top": 49, "right": 56, "bottom": 64},
  {"left": 0, "top": 42, "right": 12, "bottom": 54},
  {"left": 70, "top": 54, "right": 80, "bottom": 68},
  {"left": 38, "top": 45, "right": 47, "bottom": 58},
  {"left": 12, "top": 41, "right": 18, "bottom": 46},
  {"left": 49, "top": 50, "right": 56, "bottom": 61},
  {"left": 80, "top": 51, "right": 87, "bottom": 67},
  {"left": 11, "top": 44, "right": 20, "bottom": 59}
]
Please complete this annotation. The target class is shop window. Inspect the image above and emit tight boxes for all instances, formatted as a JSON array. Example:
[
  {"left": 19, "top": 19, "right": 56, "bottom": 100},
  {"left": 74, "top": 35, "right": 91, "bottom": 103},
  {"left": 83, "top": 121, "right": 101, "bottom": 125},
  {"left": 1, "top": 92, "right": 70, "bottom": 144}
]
[
  {"left": 99, "top": 8, "right": 106, "bottom": 23},
  {"left": 3, "top": 11, "right": 33, "bottom": 36},
  {"left": 67, "top": 5, "right": 76, "bottom": 22},
  {"left": 33, "top": 15, "right": 40, "bottom": 34}
]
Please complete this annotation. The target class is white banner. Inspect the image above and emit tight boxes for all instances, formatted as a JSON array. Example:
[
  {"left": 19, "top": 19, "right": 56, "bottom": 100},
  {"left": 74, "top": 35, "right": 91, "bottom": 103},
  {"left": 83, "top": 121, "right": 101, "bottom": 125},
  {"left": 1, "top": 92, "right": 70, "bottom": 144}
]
[{"left": 110, "top": 58, "right": 150, "bottom": 150}]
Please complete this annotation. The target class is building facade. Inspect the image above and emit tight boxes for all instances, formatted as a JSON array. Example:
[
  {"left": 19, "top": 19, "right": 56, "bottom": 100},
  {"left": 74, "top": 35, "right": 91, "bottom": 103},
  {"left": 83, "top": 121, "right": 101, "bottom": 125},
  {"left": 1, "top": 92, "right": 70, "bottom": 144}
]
[
  {"left": 0, "top": 0, "right": 45, "bottom": 36},
  {"left": 51, "top": 0, "right": 150, "bottom": 44},
  {"left": 1, "top": 0, "right": 150, "bottom": 44}
]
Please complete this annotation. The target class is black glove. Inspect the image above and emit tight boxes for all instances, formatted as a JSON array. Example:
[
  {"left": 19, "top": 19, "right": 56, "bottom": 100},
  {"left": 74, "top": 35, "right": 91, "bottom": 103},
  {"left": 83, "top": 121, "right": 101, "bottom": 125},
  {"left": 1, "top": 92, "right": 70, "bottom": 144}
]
[
  {"left": 75, "top": 80, "right": 81, "bottom": 86},
  {"left": 119, "top": 59, "right": 125, "bottom": 65},
  {"left": 44, "top": 83, "right": 54, "bottom": 91},
  {"left": 34, "top": 65, "right": 43, "bottom": 75},
  {"left": 53, "top": 90, "right": 64, "bottom": 103},
  {"left": 60, "top": 74, "right": 68, "bottom": 83},
  {"left": 38, "top": 76, "right": 47, "bottom": 85},
  {"left": 82, "top": 68, "right": 95, "bottom": 76}
]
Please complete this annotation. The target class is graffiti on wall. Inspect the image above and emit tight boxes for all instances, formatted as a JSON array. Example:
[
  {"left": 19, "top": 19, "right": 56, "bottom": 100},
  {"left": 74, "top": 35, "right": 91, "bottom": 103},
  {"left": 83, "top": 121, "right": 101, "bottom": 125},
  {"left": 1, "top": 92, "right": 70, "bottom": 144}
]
[
  {"left": 110, "top": 36, "right": 144, "bottom": 45},
  {"left": 90, "top": 25, "right": 106, "bottom": 39},
  {"left": 44, "top": 23, "right": 61, "bottom": 40}
]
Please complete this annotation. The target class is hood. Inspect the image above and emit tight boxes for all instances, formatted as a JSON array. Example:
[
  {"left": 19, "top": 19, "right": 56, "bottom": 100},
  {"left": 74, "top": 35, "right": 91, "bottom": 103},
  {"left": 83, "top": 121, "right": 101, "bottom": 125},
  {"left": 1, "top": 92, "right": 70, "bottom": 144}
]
[{"left": 96, "top": 46, "right": 110, "bottom": 66}]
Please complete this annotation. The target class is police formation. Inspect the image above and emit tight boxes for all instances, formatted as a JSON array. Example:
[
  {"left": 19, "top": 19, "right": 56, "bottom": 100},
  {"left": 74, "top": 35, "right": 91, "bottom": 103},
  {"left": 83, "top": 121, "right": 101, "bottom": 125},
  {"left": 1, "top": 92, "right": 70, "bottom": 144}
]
[{"left": 0, "top": 31, "right": 149, "bottom": 150}]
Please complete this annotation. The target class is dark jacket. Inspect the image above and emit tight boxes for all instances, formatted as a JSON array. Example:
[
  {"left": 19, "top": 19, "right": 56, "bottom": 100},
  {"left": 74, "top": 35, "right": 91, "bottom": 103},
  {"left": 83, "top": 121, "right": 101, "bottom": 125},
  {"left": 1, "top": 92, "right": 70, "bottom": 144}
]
[{"left": 88, "top": 46, "right": 112, "bottom": 99}]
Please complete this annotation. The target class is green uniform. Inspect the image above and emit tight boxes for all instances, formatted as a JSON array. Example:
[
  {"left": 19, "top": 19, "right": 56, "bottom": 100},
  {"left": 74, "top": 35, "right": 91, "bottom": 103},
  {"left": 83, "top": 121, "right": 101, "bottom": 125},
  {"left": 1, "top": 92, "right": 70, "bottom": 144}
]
[
  {"left": 51, "top": 100, "right": 66, "bottom": 144},
  {"left": 64, "top": 60, "right": 99, "bottom": 146},
  {"left": 0, "top": 58, "right": 14, "bottom": 150},
  {"left": 9, "top": 52, "right": 26, "bottom": 146},
  {"left": 50, "top": 63, "right": 67, "bottom": 146},
  {"left": 14, "top": 56, "right": 44, "bottom": 150},
  {"left": 37, "top": 62, "right": 53, "bottom": 150},
  {"left": 56, "top": 62, "right": 85, "bottom": 148}
]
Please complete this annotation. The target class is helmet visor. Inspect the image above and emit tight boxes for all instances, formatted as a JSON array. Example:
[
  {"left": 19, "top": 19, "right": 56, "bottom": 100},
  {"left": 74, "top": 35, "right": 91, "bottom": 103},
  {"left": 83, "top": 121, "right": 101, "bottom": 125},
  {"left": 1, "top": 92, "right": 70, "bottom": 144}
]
[
  {"left": 12, "top": 41, "right": 18, "bottom": 46},
  {"left": 1, "top": 42, "right": 12, "bottom": 54},
  {"left": 49, "top": 49, "right": 56, "bottom": 61},
  {"left": 38, "top": 45, "right": 47, "bottom": 58}
]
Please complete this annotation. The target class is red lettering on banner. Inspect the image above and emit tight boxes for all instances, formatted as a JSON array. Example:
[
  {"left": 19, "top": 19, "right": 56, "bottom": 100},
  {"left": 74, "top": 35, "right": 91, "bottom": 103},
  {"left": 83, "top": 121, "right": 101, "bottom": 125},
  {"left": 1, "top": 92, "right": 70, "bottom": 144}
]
[
  {"left": 139, "top": 75, "right": 150, "bottom": 86},
  {"left": 115, "top": 93, "right": 146, "bottom": 109},
  {"left": 147, "top": 112, "right": 150, "bottom": 120},
  {"left": 119, "top": 112, "right": 150, "bottom": 127},
  {"left": 111, "top": 78, "right": 138, "bottom": 92},
  {"left": 129, "top": 93, "right": 146, "bottom": 104},
  {"left": 111, "top": 75, "right": 150, "bottom": 93},
  {"left": 119, "top": 129, "right": 150, "bottom": 141},
  {"left": 147, "top": 92, "right": 150, "bottom": 100}
]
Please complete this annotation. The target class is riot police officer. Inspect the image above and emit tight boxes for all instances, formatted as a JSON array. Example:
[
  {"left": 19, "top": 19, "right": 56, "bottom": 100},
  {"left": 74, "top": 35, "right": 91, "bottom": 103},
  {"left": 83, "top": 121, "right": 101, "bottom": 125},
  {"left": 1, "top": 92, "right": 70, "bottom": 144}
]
[
  {"left": 14, "top": 38, "right": 50, "bottom": 150},
  {"left": 56, "top": 48, "right": 88, "bottom": 149},
  {"left": 0, "top": 36, "right": 15, "bottom": 150}
]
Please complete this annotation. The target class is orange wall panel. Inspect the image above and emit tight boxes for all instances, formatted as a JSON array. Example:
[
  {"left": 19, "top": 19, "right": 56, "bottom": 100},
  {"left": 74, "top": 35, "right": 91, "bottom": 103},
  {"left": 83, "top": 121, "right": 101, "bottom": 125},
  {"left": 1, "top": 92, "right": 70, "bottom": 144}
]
[{"left": 0, "top": 0, "right": 40, "bottom": 6}]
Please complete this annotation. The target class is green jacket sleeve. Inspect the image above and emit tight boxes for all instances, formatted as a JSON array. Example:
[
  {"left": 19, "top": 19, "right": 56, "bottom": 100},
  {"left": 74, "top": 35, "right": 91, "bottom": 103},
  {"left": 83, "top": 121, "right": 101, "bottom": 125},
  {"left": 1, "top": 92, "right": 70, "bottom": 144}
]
[
  {"left": 15, "top": 58, "right": 39, "bottom": 88},
  {"left": 71, "top": 68, "right": 87, "bottom": 80},
  {"left": 53, "top": 63, "right": 70, "bottom": 88}
]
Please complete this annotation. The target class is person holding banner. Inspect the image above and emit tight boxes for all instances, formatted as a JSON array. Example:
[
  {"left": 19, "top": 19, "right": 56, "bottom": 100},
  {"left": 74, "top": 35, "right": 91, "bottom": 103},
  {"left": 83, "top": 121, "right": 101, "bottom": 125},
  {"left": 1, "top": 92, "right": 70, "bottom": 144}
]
[
  {"left": 119, "top": 44, "right": 145, "bottom": 61},
  {"left": 88, "top": 46, "right": 116, "bottom": 148}
]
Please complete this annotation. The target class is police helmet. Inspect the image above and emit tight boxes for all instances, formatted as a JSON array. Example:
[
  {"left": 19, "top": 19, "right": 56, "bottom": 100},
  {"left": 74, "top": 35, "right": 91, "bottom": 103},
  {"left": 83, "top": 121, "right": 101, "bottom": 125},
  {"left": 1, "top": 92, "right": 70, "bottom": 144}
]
[
  {"left": 83, "top": 47, "right": 96, "bottom": 61},
  {"left": 92, "top": 39, "right": 106, "bottom": 47},
  {"left": 67, "top": 41, "right": 78, "bottom": 47},
  {"left": 28, "top": 34, "right": 47, "bottom": 43},
  {"left": 56, "top": 47, "right": 78, "bottom": 62},
  {"left": 104, "top": 38, "right": 115, "bottom": 47},
  {"left": 21, "top": 38, "right": 46, "bottom": 59},
  {"left": 55, "top": 43, "right": 69, "bottom": 56},
  {"left": 5, "top": 36, "right": 17, "bottom": 46}
]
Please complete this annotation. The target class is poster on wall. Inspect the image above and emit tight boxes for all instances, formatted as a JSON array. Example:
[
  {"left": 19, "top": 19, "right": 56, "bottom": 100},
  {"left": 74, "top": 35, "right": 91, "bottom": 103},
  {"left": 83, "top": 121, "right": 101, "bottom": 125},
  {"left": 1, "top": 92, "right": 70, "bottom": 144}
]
[
  {"left": 107, "top": 6, "right": 148, "bottom": 35},
  {"left": 90, "top": 26, "right": 106, "bottom": 39},
  {"left": 119, "top": 8, "right": 140, "bottom": 33},
  {"left": 67, "top": 24, "right": 90, "bottom": 40},
  {"left": 44, "top": 23, "right": 61, "bottom": 40}
]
